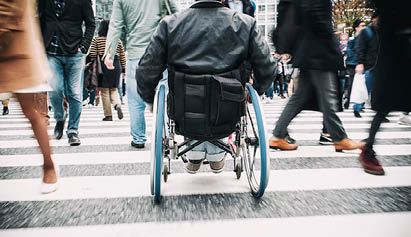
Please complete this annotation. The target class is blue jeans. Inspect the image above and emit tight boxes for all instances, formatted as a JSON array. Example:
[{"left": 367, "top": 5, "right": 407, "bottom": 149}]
[
  {"left": 48, "top": 52, "right": 85, "bottom": 135},
  {"left": 118, "top": 76, "right": 123, "bottom": 102},
  {"left": 364, "top": 70, "right": 373, "bottom": 94},
  {"left": 83, "top": 88, "right": 96, "bottom": 105},
  {"left": 265, "top": 83, "right": 274, "bottom": 99},
  {"left": 353, "top": 102, "right": 364, "bottom": 112},
  {"left": 126, "top": 59, "right": 147, "bottom": 144}
]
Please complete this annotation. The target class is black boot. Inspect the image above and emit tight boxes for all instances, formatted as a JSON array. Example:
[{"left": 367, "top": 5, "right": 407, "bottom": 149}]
[
  {"left": 354, "top": 111, "right": 361, "bottom": 118},
  {"left": 54, "top": 120, "right": 65, "bottom": 140},
  {"left": 102, "top": 116, "right": 113, "bottom": 121},
  {"left": 2, "top": 106, "right": 9, "bottom": 115}
]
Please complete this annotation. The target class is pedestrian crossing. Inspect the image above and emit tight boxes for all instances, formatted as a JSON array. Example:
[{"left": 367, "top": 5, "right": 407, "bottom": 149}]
[{"left": 0, "top": 97, "right": 410, "bottom": 236}]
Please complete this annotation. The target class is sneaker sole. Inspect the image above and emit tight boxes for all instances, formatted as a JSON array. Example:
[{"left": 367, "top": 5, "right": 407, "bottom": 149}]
[
  {"left": 398, "top": 122, "right": 411, "bottom": 126},
  {"left": 69, "top": 142, "right": 81, "bottom": 146},
  {"left": 210, "top": 168, "right": 224, "bottom": 174},
  {"left": 117, "top": 108, "right": 123, "bottom": 120},
  {"left": 185, "top": 168, "right": 199, "bottom": 174},
  {"left": 364, "top": 169, "right": 385, "bottom": 176},
  {"left": 319, "top": 141, "right": 333, "bottom": 145},
  {"left": 269, "top": 146, "right": 298, "bottom": 151}
]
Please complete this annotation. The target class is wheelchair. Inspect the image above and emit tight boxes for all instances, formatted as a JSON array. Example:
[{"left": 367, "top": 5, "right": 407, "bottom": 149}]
[{"left": 150, "top": 70, "right": 269, "bottom": 203}]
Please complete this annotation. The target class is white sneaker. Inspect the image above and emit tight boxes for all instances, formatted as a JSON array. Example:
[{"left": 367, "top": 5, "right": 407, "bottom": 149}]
[
  {"left": 82, "top": 99, "right": 88, "bottom": 106},
  {"left": 398, "top": 115, "right": 411, "bottom": 126}
]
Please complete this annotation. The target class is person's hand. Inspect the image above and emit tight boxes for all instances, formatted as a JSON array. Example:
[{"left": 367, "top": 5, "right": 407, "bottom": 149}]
[
  {"left": 355, "top": 64, "right": 364, "bottom": 74},
  {"left": 78, "top": 48, "right": 81, "bottom": 52},
  {"left": 246, "top": 93, "right": 252, "bottom": 104},
  {"left": 104, "top": 50, "right": 115, "bottom": 70}
]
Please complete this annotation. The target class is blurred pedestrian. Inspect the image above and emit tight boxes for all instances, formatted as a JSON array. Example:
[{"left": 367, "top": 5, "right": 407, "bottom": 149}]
[
  {"left": 89, "top": 19, "right": 125, "bottom": 121},
  {"left": 1, "top": 98, "right": 9, "bottom": 115},
  {"left": 0, "top": 0, "right": 58, "bottom": 193},
  {"left": 344, "top": 19, "right": 366, "bottom": 110},
  {"left": 104, "top": 0, "right": 178, "bottom": 149},
  {"left": 38, "top": 0, "right": 95, "bottom": 146},
  {"left": 354, "top": 12, "right": 388, "bottom": 122},
  {"left": 222, "top": 0, "right": 255, "bottom": 17},
  {"left": 359, "top": 0, "right": 411, "bottom": 175},
  {"left": 269, "top": 0, "right": 363, "bottom": 152}
]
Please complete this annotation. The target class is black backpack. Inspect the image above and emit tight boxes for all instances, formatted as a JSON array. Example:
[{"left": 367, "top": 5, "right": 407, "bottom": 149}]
[{"left": 271, "top": 0, "right": 302, "bottom": 54}]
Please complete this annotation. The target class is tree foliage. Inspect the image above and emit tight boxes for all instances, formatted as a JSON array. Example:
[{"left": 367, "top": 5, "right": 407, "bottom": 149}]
[{"left": 332, "top": 0, "right": 375, "bottom": 35}]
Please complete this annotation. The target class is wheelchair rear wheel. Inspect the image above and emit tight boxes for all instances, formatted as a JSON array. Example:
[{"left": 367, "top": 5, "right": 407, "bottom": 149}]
[
  {"left": 150, "top": 85, "right": 166, "bottom": 203},
  {"left": 241, "top": 83, "right": 270, "bottom": 198}
]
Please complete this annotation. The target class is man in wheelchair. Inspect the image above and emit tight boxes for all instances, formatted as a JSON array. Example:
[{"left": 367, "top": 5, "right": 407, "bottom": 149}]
[{"left": 135, "top": 0, "right": 277, "bottom": 173}]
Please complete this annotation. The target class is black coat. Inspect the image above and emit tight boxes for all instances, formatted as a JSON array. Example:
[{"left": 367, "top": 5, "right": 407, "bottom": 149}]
[
  {"left": 38, "top": 0, "right": 95, "bottom": 55},
  {"left": 136, "top": 1, "right": 276, "bottom": 104},
  {"left": 292, "top": 0, "right": 344, "bottom": 71},
  {"left": 100, "top": 56, "right": 121, "bottom": 88},
  {"left": 287, "top": 0, "right": 343, "bottom": 112},
  {"left": 356, "top": 25, "right": 379, "bottom": 70},
  {"left": 371, "top": 0, "right": 411, "bottom": 112}
]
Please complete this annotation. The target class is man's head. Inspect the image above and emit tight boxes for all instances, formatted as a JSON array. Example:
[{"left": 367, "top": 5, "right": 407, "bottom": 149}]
[
  {"left": 98, "top": 19, "right": 110, "bottom": 37},
  {"left": 352, "top": 19, "right": 366, "bottom": 35},
  {"left": 371, "top": 11, "right": 379, "bottom": 27}
]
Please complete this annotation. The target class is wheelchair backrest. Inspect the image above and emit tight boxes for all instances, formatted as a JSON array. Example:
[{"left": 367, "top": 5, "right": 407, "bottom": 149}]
[{"left": 168, "top": 68, "right": 246, "bottom": 140}]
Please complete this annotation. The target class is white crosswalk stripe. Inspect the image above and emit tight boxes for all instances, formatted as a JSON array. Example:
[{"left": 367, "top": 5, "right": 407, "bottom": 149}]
[{"left": 0, "top": 97, "right": 410, "bottom": 236}]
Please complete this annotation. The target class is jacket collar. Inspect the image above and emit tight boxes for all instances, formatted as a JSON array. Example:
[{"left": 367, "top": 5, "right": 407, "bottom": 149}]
[{"left": 190, "top": 1, "right": 225, "bottom": 8}]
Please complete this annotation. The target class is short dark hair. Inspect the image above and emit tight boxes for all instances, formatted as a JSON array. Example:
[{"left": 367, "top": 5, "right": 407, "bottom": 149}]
[
  {"left": 352, "top": 19, "right": 363, "bottom": 29},
  {"left": 371, "top": 11, "right": 379, "bottom": 19},
  {"left": 98, "top": 19, "right": 110, "bottom": 37}
]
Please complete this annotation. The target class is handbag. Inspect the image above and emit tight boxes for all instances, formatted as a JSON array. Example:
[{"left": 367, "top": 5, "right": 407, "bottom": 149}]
[
  {"left": 350, "top": 73, "right": 368, "bottom": 104},
  {"left": 95, "top": 42, "right": 103, "bottom": 77}
]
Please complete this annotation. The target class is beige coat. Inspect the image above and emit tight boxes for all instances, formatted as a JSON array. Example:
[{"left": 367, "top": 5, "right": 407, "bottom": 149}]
[{"left": 0, "top": 0, "right": 51, "bottom": 93}]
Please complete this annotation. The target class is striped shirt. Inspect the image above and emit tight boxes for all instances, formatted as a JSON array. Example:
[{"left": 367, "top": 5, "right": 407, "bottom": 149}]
[{"left": 89, "top": 36, "right": 126, "bottom": 72}]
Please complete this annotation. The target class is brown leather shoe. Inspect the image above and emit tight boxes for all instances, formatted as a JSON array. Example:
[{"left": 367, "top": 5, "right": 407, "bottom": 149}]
[
  {"left": 334, "top": 138, "right": 364, "bottom": 152},
  {"left": 269, "top": 136, "right": 298, "bottom": 150}
]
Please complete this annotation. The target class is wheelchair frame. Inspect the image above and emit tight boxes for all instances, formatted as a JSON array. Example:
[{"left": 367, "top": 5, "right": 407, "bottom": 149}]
[{"left": 150, "top": 83, "right": 269, "bottom": 203}]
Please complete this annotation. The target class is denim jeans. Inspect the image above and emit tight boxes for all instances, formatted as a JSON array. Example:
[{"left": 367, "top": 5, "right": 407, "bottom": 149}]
[
  {"left": 118, "top": 75, "right": 123, "bottom": 102},
  {"left": 48, "top": 51, "right": 85, "bottom": 135},
  {"left": 83, "top": 88, "right": 96, "bottom": 105},
  {"left": 126, "top": 59, "right": 147, "bottom": 144},
  {"left": 186, "top": 141, "right": 225, "bottom": 162},
  {"left": 265, "top": 83, "right": 274, "bottom": 99},
  {"left": 353, "top": 102, "right": 364, "bottom": 112},
  {"left": 364, "top": 70, "right": 373, "bottom": 94}
]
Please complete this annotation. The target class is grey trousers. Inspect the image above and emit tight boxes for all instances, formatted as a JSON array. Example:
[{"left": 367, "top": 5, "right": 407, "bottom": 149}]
[{"left": 273, "top": 69, "right": 347, "bottom": 142}]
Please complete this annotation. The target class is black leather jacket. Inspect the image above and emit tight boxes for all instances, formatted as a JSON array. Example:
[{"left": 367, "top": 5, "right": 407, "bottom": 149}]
[{"left": 136, "top": 1, "right": 276, "bottom": 104}]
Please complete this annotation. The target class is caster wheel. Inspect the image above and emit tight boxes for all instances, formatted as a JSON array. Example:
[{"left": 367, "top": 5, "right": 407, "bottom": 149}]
[
  {"left": 163, "top": 164, "right": 169, "bottom": 183},
  {"left": 235, "top": 162, "right": 241, "bottom": 179}
]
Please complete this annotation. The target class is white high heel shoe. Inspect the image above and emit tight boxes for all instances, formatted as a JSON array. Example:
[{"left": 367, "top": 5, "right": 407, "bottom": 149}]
[{"left": 41, "top": 163, "right": 59, "bottom": 194}]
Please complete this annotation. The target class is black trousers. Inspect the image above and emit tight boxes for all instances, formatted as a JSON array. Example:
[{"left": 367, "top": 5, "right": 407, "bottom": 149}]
[
  {"left": 273, "top": 69, "right": 347, "bottom": 142},
  {"left": 366, "top": 110, "right": 389, "bottom": 149}
]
